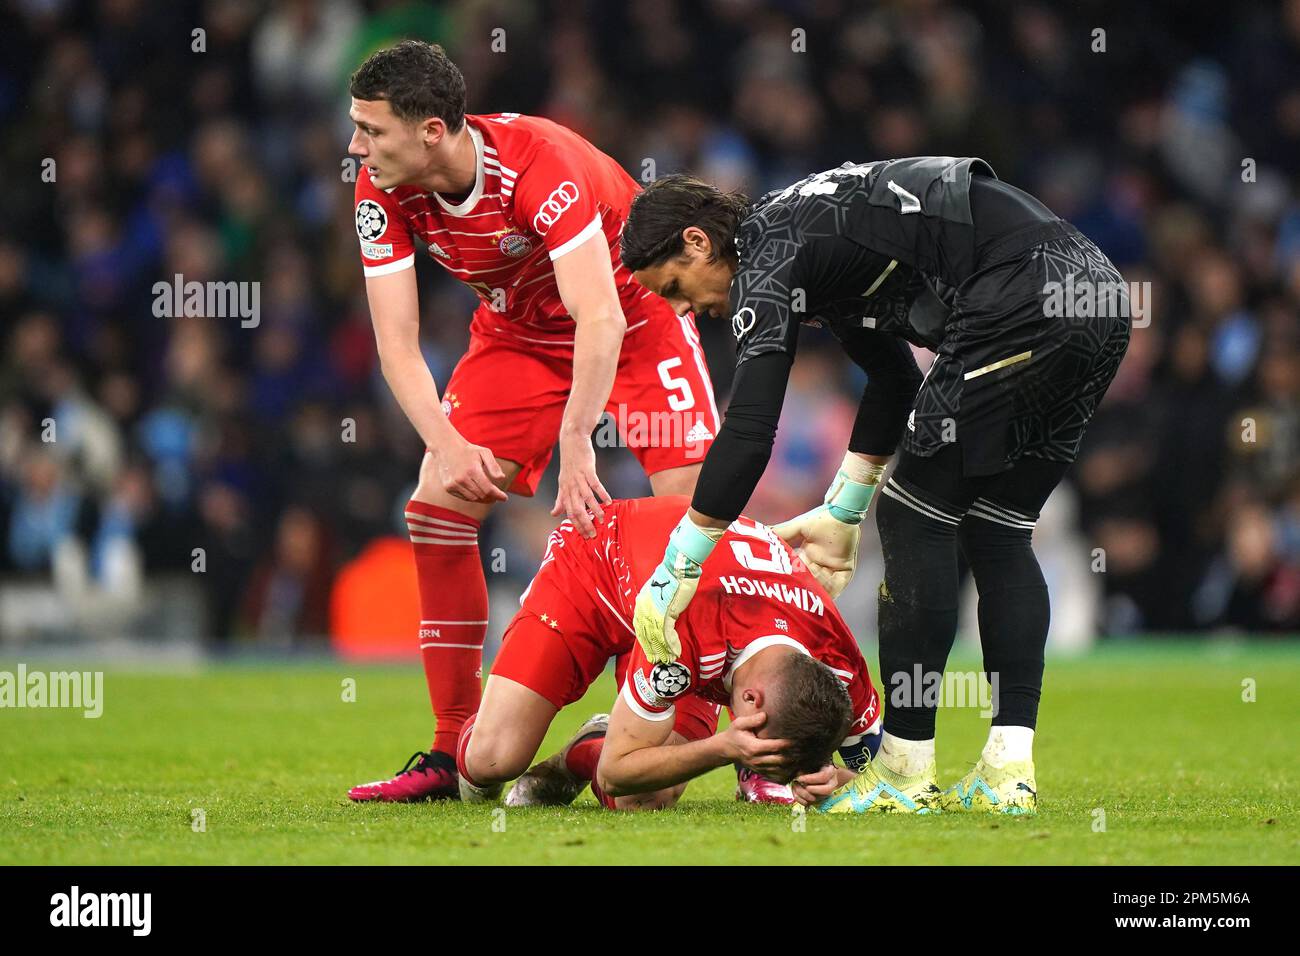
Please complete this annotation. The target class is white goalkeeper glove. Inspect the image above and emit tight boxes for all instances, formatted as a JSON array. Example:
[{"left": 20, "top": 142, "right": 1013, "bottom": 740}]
[
  {"left": 771, "top": 453, "right": 886, "bottom": 599},
  {"left": 633, "top": 514, "right": 725, "bottom": 663}
]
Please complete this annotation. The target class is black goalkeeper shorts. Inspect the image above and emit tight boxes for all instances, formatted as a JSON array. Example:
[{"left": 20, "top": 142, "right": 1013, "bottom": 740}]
[{"left": 901, "top": 222, "right": 1132, "bottom": 477}]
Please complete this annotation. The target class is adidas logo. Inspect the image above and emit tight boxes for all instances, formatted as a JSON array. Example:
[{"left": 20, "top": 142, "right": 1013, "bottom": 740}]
[
  {"left": 429, "top": 243, "right": 450, "bottom": 259},
  {"left": 685, "top": 421, "right": 714, "bottom": 444}
]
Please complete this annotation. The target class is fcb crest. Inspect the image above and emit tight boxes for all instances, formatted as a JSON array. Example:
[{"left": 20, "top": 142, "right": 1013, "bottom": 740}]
[{"left": 497, "top": 231, "right": 534, "bottom": 257}]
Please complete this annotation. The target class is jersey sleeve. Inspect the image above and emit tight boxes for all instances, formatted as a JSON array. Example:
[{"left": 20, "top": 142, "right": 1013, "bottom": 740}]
[
  {"left": 729, "top": 223, "right": 801, "bottom": 366},
  {"left": 354, "top": 167, "right": 416, "bottom": 278},
  {"left": 839, "top": 329, "right": 924, "bottom": 456},
  {"left": 620, "top": 639, "right": 699, "bottom": 723},
  {"left": 512, "top": 145, "right": 604, "bottom": 261}
]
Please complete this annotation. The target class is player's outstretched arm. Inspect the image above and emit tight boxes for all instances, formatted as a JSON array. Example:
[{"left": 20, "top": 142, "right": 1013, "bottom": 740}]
[
  {"left": 634, "top": 231, "right": 801, "bottom": 661},
  {"left": 771, "top": 452, "right": 887, "bottom": 598},
  {"left": 551, "top": 231, "right": 624, "bottom": 537},
  {"left": 366, "top": 270, "right": 506, "bottom": 503},
  {"left": 772, "top": 332, "right": 921, "bottom": 595},
  {"left": 631, "top": 512, "right": 725, "bottom": 663},
  {"left": 597, "top": 695, "right": 794, "bottom": 798},
  {"left": 632, "top": 351, "right": 796, "bottom": 662}
]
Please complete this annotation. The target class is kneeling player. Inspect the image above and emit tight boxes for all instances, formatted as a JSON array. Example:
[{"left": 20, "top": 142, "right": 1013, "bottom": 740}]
[{"left": 455, "top": 496, "right": 881, "bottom": 808}]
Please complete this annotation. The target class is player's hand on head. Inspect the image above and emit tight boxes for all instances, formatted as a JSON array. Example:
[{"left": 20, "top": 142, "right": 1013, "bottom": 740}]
[
  {"left": 791, "top": 763, "right": 847, "bottom": 806},
  {"left": 438, "top": 438, "right": 509, "bottom": 503},
  {"left": 551, "top": 431, "right": 611, "bottom": 538},
  {"left": 724, "top": 712, "right": 796, "bottom": 779}
]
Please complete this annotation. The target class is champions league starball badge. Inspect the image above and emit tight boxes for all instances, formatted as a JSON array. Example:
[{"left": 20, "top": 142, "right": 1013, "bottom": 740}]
[
  {"left": 649, "top": 661, "right": 691, "bottom": 698},
  {"left": 355, "top": 200, "right": 387, "bottom": 242}
]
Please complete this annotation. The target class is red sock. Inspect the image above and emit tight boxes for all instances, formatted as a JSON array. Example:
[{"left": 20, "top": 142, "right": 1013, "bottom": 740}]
[
  {"left": 455, "top": 711, "right": 479, "bottom": 786},
  {"left": 575, "top": 736, "right": 616, "bottom": 810},
  {"left": 564, "top": 735, "right": 604, "bottom": 782},
  {"left": 588, "top": 774, "right": 617, "bottom": 811},
  {"left": 407, "top": 500, "right": 487, "bottom": 756}
]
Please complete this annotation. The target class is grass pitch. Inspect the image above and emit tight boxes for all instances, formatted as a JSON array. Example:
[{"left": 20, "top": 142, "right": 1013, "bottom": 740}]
[{"left": 2, "top": 642, "right": 1297, "bottom": 865}]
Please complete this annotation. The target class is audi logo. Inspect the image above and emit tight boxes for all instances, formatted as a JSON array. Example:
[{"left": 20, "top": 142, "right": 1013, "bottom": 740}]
[
  {"left": 532, "top": 181, "right": 580, "bottom": 234},
  {"left": 732, "top": 307, "right": 756, "bottom": 340}
]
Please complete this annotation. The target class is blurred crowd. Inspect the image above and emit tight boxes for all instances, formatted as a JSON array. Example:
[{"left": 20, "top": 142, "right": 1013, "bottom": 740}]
[{"left": 1, "top": 0, "right": 1297, "bottom": 648}]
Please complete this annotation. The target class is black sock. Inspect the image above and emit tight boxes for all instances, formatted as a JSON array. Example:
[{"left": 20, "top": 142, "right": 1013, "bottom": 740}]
[
  {"left": 875, "top": 476, "right": 965, "bottom": 741},
  {"left": 959, "top": 497, "right": 1049, "bottom": 730}
]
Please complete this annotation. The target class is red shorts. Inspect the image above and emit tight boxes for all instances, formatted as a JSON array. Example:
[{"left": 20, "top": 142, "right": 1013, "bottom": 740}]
[
  {"left": 442, "top": 296, "right": 719, "bottom": 496},
  {"left": 490, "top": 545, "right": 721, "bottom": 743}
]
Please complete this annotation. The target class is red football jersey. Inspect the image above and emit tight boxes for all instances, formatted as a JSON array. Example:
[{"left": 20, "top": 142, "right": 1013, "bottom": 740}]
[
  {"left": 354, "top": 112, "right": 656, "bottom": 352},
  {"left": 519, "top": 497, "right": 881, "bottom": 744}
]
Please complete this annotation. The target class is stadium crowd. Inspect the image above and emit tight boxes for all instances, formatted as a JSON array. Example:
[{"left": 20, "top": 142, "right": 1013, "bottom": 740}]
[{"left": 1, "top": 0, "right": 1298, "bottom": 649}]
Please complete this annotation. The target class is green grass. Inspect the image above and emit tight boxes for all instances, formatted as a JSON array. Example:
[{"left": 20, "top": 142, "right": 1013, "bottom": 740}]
[{"left": 2, "top": 642, "right": 1298, "bottom": 865}]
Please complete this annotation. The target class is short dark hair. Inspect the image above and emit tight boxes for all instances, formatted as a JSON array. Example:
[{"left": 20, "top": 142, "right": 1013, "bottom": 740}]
[
  {"left": 349, "top": 40, "right": 466, "bottom": 131},
  {"left": 621, "top": 174, "right": 749, "bottom": 271},
  {"left": 764, "top": 654, "right": 854, "bottom": 781}
]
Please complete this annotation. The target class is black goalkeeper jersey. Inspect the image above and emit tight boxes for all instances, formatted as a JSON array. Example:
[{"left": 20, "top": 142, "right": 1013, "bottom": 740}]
[
  {"left": 690, "top": 156, "right": 1068, "bottom": 523},
  {"left": 728, "top": 156, "right": 1057, "bottom": 364}
]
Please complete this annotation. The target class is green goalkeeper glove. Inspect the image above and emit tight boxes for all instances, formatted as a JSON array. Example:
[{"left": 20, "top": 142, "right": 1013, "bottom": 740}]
[
  {"left": 771, "top": 453, "right": 886, "bottom": 599},
  {"left": 633, "top": 513, "right": 725, "bottom": 663}
]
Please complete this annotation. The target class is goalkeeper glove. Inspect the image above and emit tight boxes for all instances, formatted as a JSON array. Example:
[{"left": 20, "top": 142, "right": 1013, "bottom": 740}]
[
  {"left": 771, "top": 453, "right": 886, "bottom": 599},
  {"left": 633, "top": 513, "right": 725, "bottom": 663}
]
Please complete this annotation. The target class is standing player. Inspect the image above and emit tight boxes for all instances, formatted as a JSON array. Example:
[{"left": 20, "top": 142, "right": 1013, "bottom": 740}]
[
  {"left": 453, "top": 495, "right": 881, "bottom": 809},
  {"left": 621, "top": 160, "right": 1131, "bottom": 814},
  {"left": 344, "top": 42, "right": 718, "bottom": 802}
]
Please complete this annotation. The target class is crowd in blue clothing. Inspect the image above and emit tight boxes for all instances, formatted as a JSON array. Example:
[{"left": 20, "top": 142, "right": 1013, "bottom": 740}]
[{"left": 1, "top": 0, "right": 1297, "bottom": 640}]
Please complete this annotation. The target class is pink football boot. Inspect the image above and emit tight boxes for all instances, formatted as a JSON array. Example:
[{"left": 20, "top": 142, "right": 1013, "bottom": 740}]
[
  {"left": 348, "top": 751, "right": 459, "bottom": 802},
  {"left": 735, "top": 766, "right": 796, "bottom": 805}
]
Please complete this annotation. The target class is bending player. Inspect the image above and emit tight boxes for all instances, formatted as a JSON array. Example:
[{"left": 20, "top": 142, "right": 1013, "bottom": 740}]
[
  {"left": 343, "top": 42, "right": 718, "bottom": 801},
  {"left": 622, "top": 161, "right": 1131, "bottom": 814},
  {"left": 454, "top": 496, "right": 881, "bottom": 809}
]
